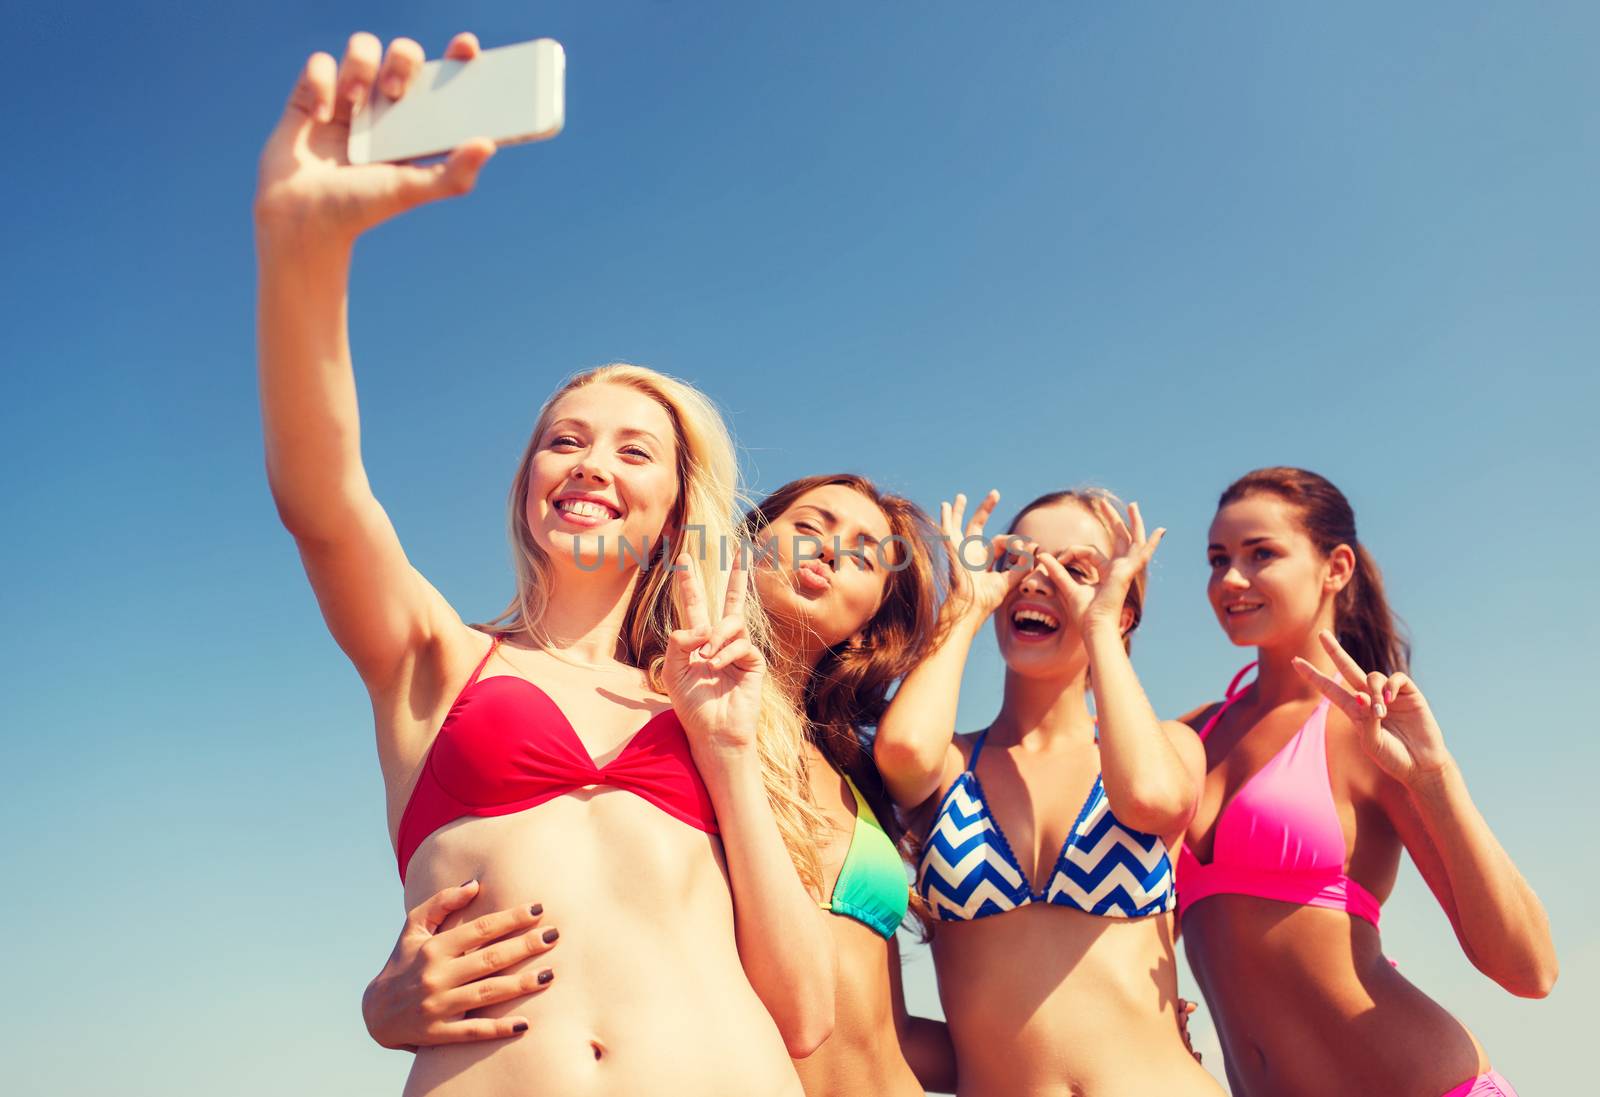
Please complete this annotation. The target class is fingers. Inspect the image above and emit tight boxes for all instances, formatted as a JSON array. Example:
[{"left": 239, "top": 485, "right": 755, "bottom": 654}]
[
  {"left": 409, "top": 879, "right": 482, "bottom": 936},
  {"left": 286, "top": 51, "right": 338, "bottom": 127},
  {"left": 444, "top": 32, "right": 482, "bottom": 61},
  {"left": 720, "top": 543, "right": 748, "bottom": 622},
  {"left": 1094, "top": 497, "right": 1132, "bottom": 551},
  {"left": 966, "top": 489, "right": 1000, "bottom": 540},
  {"left": 707, "top": 635, "right": 761, "bottom": 673},
  {"left": 671, "top": 552, "right": 711, "bottom": 633},
  {"left": 943, "top": 494, "right": 967, "bottom": 541},
  {"left": 1384, "top": 673, "right": 1414, "bottom": 706},
  {"left": 1317, "top": 629, "right": 1371, "bottom": 690},
  {"left": 426, "top": 1015, "right": 534, "bottom": 1045},
  {"left": 1292, "top": 656, "right": 1368, "bottom": 722},
  {"left": 1140, "top": 527, "right": 1167, "bottom": 568},
  {"left": 699, "top": 614, "right": 745, "bottom": 661},
  {"left": 434, "top": 901, "right": 546, "bottom": 959},
  {"left": 1126, "top": 501, "right": 1147, "bottom": 545},
  {"left": 334, "top": 31, "right": 383, "bottom": 124},
  {"left": 1036, "top": 550, "right": 1086, "bottom": 590},
  {"left": 434, "top": 964, "right": 556, "bottom": 1018},
  {"left": 1367, "top": 671, "right": 1389, "bottom": 721},
  {"left": 446, "top": 920, "right": 560, "bottom": 984},
  {"left": 377, "top": 36, "right": 425, "bottom": 101},
  {"left": 390, "top": 138, "right": 497, "bottom": 206}
]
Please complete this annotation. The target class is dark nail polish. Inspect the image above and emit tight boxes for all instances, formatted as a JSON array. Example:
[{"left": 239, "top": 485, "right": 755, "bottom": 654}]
[
  {"left": 537, "top": 968, "right": 554, "bottom": 985},
  {"left": 529, "top": 903, "right": 543, "bottom": 917},
  {"left": 542, "top": 928, "right": 559, "bottom": 944},
  {"left": 512, "top": 1021, "right": 528, "bottom": 1034}
]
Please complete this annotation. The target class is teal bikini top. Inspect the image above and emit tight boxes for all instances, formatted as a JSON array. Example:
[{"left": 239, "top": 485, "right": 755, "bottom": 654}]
[{"left": 822, "top": 775, "right": 911, "bottom": 939}]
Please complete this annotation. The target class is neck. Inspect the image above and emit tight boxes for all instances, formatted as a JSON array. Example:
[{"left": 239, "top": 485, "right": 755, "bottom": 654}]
[
  {"left": 1251, "top": 615, "right": 1339, "bottom": 706},
  {"left": 991, "top": 664, "right": 1095, "bottom": 748},
  {"left": 767, "top": 615, "right": 826, "bottom": 706},
  {"left": 536, "top": 561, "right": 644, "bottom": 667}
]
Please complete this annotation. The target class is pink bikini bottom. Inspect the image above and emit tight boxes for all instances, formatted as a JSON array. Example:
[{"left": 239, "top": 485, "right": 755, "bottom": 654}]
[{"left": 1441, "top": 1071, "right": 1516, "bottom": 1097}]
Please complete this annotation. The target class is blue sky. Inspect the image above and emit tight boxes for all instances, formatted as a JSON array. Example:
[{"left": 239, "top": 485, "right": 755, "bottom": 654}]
[{"left": 2, "top": 2, "right": 1594, "bottom": 1093}]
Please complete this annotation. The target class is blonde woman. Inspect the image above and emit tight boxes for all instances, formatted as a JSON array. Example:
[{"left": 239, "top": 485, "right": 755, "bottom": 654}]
[{"left": 255, "top": 28, "right": 834, "bottom": 1097}]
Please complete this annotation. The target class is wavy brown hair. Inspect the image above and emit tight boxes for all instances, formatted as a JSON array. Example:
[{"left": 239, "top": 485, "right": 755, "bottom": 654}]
[
  {"left": 744, "top": 474, "right": 953, "bottom": 933},
  {"left": 1219, "top": 467, "right": 1410, "bottom": 675}
]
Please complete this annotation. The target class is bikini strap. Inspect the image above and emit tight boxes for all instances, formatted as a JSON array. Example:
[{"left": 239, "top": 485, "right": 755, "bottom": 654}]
[
  {"left": 1197, "top": 662, "right": 1257, "bottom": 741},
  {"left": 1224, "top": 661, "right": 1258, "bottom": 700},
  {"left": 966, "top": 729, "right": 989, "bottom": 771},
  {"left": 462, "top": 633, "right": 502, "bottom": 692}
]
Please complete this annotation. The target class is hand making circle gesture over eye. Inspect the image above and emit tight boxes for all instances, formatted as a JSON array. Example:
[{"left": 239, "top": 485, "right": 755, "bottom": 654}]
[
  {"left": 1293, "top": 630, "right": 1452, "bottom": 788},
  {"left": 940, "top": 490, "right": 1032, "bottom": 622},
  {"left": 1036, "top": 498, "right": 1164, "bottom": 639},
  {"left": 663, "top": 548, "right": 765, "bottom": 763},
  {"left": 254, "top": 31, "right": 497, "bottom": 243}
]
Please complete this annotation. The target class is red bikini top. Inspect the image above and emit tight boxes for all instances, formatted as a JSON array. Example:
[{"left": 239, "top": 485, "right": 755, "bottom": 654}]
[{"left": 396, "top": 635, "right": 719, "bottom": 882}]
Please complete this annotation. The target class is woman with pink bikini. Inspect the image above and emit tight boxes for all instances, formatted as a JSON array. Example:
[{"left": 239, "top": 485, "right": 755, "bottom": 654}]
[{"left": 1177, "top": 466, "right": 1557, "bottom": 1097}]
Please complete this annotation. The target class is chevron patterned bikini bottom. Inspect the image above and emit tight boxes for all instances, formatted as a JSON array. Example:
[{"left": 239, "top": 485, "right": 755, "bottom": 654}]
[{"left": 915, "top": 730, "right": 1177, "bottom": 922}]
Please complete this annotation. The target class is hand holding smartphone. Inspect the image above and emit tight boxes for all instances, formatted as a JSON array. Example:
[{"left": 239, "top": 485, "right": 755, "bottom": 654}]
[{"left": 349, "top": 38, "right": 565, "bottom": 165}]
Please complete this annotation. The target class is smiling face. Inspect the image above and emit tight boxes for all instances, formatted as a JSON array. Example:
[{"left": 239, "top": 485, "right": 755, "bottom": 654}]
[
  {"left": 524, "top": 381, "right": 681, "bottom": 573},
  {"left": 753, "top": 484, "right": 895, "bottom": 657},
  {"left": 1206, "top": 492, "right": 1350, "bottom": 649},
  {"left": 995, "top": 499, "right": 1113, "bottom": 678}
]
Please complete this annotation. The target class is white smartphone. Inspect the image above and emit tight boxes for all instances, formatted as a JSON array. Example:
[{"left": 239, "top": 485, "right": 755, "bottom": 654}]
[{"left": 348, "top": 38, "right": 565, "bottom": 165}]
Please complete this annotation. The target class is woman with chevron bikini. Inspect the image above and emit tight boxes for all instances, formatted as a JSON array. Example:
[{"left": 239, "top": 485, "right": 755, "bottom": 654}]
[
  {"left": 875, "top": 488, "right": 1221, "bottom": 1097},
  {"left": 1175, "top": 468, "right": 1556, "bottom": 1097}
]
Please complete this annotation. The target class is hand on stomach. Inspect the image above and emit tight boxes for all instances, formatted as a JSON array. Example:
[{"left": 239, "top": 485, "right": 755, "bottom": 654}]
[{"left": 399, "top": 792, "right": 803, "bottom": 1097}]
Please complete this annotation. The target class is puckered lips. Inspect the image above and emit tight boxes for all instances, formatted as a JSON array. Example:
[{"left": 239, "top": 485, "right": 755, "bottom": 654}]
[
  {"left": 551, "top": 490, "right": 623, "bottom": 529},
  {"left": 1006, "top": 599, "right": 1062, "bottom": 643},
  {"left": 795, "top": 558, "right": 833, "bottom": 595}
]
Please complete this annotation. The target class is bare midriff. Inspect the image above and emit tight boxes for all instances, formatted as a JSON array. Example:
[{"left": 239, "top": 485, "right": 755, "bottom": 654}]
[
  {"left": 793, "top": 919, "right": 923, "bottom": 1097},
  {"left": 934, "top": 905, "right": 1219, "bottom": 1097},
  {"left": 399, "top": 792, "right": 803, "bottom": 1097},
  {"left": 1182, "top": 895, "right": 1488, "bottom": 1097}
]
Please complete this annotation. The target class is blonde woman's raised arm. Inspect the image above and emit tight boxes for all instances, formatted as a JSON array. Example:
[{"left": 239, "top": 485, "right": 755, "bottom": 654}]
[{"left": 254, "top": 32, "right": 496, "bottom": 699}]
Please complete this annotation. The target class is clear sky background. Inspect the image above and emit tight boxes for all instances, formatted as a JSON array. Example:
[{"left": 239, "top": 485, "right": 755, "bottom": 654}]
[{"left": 2, "top": 2, "right": 1595, "bottom": 1094}]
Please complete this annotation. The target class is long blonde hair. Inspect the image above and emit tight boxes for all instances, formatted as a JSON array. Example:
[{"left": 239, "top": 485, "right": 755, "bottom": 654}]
[{"left": 478, "top": 363, "right": 827, "bottom": 890}]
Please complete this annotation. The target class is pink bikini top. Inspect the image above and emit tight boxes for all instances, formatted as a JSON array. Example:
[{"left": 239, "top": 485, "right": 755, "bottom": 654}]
[{"left": 1176, "top": 663, "right": 1381, "bottom": 928}]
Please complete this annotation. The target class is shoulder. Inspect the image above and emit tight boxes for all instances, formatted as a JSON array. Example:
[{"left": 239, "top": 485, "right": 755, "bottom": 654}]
[{"left": 1176, "top": 701, "right": 1222, "bottom": 735}]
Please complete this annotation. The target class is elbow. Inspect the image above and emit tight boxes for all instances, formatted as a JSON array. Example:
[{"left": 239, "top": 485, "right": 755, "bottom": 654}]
[
  {"left": 1505, "top": 955, "right": 1559, "bottom": 999},
  {"left": 1112, "top": 785, "right": 1198, "bottom": 839},
  {"left": 782, "top": 999, "right": 836, "bottom": 1059},
  {"left": 873, "top": 734, "right": 937, "bottom": 789}
]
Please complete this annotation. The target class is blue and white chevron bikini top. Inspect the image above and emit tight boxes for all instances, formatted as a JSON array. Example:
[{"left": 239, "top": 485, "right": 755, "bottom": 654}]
[{"left": 915, "top": 730, "right": 1177, "bottom": 921}]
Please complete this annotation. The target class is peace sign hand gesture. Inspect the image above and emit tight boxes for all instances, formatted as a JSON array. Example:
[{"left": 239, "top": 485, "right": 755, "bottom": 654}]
[
  {"left": 1293, "top": 630, "right": 1452, "bottom": 788},
  {"left": 1039, "top": 499, "right": 1164, "bottom": 639},
  {"left": 662, "top": 549, "right": 766, "bottom": 764},
  {"left": 940, "top": 490, "right": 1031, "bottom": 622}
]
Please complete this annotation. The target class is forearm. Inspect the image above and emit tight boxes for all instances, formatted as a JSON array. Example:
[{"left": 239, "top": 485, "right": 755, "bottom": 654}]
[
  {"left": 1083, "top": 623, "right": 1196, "bottom": 833},
  {"left": 255, "top": 226, "right": 369, "bottom": 535},
  {"left": 1407, "top": 761, "right": 1558, "bottom": 996},
  {"left": 874, "top": 612, "right": 984, "bottom": 805},
  {"left": 700, "top": 753, "right": 836, "bottom": 1056},
  {"left": 900, "top": 1014, "right": 956, "bottom": 1094}
]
